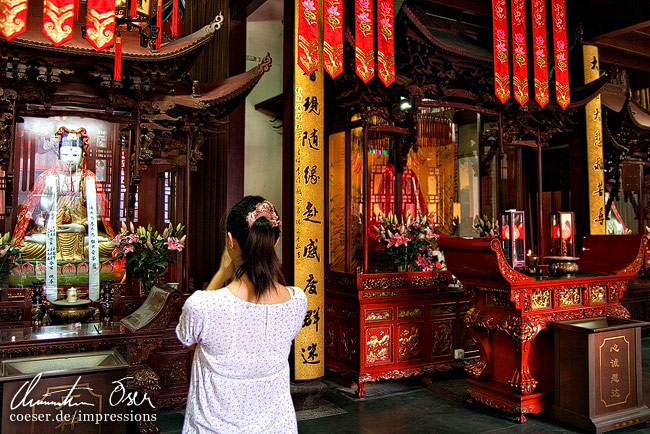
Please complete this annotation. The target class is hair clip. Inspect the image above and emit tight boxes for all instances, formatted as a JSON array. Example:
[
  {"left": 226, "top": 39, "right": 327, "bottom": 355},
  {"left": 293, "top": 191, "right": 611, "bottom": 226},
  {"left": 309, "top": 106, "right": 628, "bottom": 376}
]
[{"left": 246, "top": 200, "right": 282, "bottom": 228}]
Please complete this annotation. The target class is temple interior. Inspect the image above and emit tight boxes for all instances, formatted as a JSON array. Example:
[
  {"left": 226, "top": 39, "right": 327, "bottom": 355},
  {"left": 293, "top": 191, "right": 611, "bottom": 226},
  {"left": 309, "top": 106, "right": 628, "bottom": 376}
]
[{"left": 2, "top": 0, "right": 650, "bottom": 433}]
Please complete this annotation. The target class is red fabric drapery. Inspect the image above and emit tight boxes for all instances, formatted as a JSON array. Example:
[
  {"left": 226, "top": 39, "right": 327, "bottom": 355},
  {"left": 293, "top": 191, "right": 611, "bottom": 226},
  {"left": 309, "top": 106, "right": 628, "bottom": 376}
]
[
  {"left": 155, "top": 0, "right": 162, "bottom": 50},
  {"left": 511, "top": 0, "right": 528, "bottom": 105},
  {"left": 86, "top": 0, "right": 115, "bottom": 51},
  {"left": 491, "top": 0, "right": 510, "bottom": 103},
  {"left": 297, "top": 0, "right": 319, "bottom": 75},
  {"left": 129, "top": 0, "right": 136, "bottom": 18},
  {"left": 0, "top": 0, "right": 28, "bottom": 41},
  {"left": 552, "top": 0, "right": 570, "bottom": 109},
  {"left": 355, "top": 0, "right": 374, "bottom": 83},
  {"left": 171, "top": 0, "right": 178, "bottom": 36},
  {"left": 532, "top": 0, "right": 549, "bottom": 107},
  {"left": 43, "top": 0, "right": 74, "bottom": 46},
  {"left": 323, "top": 0, "right": 343, "bottom": 78},
  {"left": 377, "top": 0, "right": 394, "bottom": 87}
]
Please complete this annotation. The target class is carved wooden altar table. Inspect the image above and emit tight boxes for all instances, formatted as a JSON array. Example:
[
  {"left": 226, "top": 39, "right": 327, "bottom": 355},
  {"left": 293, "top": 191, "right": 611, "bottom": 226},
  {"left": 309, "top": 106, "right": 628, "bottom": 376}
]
[
  {"left": 325, "top": 269, "right": 478, "bottom": 397},
  {"left": 437, "top": 235, "right": 647, "bottom": 422}
]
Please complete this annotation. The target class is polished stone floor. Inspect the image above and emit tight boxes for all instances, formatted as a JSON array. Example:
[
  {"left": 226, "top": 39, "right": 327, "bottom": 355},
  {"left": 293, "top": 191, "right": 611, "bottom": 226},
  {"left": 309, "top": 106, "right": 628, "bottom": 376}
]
[{"left": 157, "top": 337, "right": 650, "bottom": 434}]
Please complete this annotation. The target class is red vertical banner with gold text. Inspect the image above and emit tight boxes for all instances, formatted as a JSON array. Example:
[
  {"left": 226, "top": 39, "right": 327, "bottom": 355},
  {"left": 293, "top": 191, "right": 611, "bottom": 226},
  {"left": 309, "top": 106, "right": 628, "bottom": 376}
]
[
  {"left": 377, "top": 0, "right": 394, "bottom": 87},
  {"left": 43, "top": 0, "right": 74, "bottom": 46},
  {"left": 511, "top": 0, "right": 528, "bottom": 105},
  {"left": 0, "top": 0, "right": 28, "bottom": 40},
  {"left": 492, "top": 0, "right": 510, "bottom": 103},
  {"left": 552, "top": 0, "right": 570, "bottom": 109},
  {"left": 531, "top": 0, "right": 549, "bottom": 107},
  {"left": 323, "top": 0, "right": 343, "bottom": 78},
  {"left": 355, "top": 0, "right": 374, "bottom": 83},
  {"left": 86, "top": 0, "right": 115, "bottom": 51},
  {"left": 294, "top": 0, "right": 324, "bottom": 380},
  {"left": 298, "top": 0, "right": 319, "bottom": 75}
]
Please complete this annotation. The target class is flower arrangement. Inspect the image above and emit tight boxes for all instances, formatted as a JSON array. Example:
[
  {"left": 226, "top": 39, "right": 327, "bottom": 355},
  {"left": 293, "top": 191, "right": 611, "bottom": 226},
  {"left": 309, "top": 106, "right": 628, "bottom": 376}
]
[
  {"left": 373, "top": 212, "right": 444, "bottom": 272},
  {"left": 473, "top": 215, "right": 499, "bottom": 238},
  {"left": 0, "top": 232, "right": 20, "bottom": 283},
  {"left": 111, "top": 222, "right": 185, "bottom": 294}
]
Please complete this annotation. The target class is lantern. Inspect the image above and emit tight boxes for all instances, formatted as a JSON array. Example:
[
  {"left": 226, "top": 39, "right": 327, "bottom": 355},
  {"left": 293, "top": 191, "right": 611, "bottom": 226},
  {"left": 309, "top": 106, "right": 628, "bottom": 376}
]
[
  {"left": 550, "top": 211, "right": 576, "bottom": 257},
  {"left": 501, "top": 209, "right": 526, "bottom": 269}
]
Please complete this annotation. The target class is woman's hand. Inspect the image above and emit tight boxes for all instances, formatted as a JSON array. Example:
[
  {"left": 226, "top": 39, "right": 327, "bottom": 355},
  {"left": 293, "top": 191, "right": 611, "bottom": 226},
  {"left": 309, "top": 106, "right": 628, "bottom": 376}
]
[{"left": 206, "top": 247, "right": 235, "bottom": 291}]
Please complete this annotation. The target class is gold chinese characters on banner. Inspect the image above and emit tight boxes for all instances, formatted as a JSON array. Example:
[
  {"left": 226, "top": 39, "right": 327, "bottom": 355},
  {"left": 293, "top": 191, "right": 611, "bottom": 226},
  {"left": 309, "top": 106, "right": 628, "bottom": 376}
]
[
  {"left": 293, "top": 0, "right": 325, "bottom": 380},
  {"left": 583, "top": 45, "right": 605, "bottom": 234}
]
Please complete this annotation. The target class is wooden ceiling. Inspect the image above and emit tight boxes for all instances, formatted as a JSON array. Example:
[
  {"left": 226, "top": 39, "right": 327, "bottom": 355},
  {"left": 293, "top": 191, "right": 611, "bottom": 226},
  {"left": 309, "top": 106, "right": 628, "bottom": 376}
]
[{"left": 411, "top": 0, "right": 650, "bottom": 87}]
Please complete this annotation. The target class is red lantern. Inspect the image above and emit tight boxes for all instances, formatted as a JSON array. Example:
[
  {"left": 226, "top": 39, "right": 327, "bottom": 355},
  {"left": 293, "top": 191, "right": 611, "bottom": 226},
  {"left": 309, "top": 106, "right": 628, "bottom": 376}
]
[{"left": 550, "top": 211, "right": 575, "bottom": 256}]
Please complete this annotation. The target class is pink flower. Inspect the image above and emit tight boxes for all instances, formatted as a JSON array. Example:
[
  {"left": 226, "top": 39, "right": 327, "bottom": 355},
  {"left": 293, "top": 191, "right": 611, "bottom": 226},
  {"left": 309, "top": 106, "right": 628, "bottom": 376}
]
[
  {"left": 167, "top": 237, "right": 184, "bottom": 251},
  {"left": 556, "top": 52, "right": 566, "bottom": 61},
  {"left": 358, "top": 12, "right": 371, "bottom": 24},
  {"left": 302, "top": 0, "right": 315, "bottom": 11},
  {"left": 424, "top": 227, "right": 437, "bottom": 240},
  {"left": 359, "top": 0, "right": 369, "bottom": 8},
  {"left": 380, "top": 17, "right": 392, "bottom": 28},
  {"left": 536, "top": 49, "right": 545, "bottom": 58},
  {"left": 536, "top": 36, "right": 544, "bottom": 45},
  {"left": 128, "top": 234, "right": 139, "bottom": 243},
  {"left": 496, "top": 42, "right": 507, "bottom": 52},
  {"left": 496, "top": 29, "right": 505, "bottom": 39},
  {"left": 394, "top": 234, "right": 409, "bottom": 247},
  {"left": 515, "top": 46, "right": 525, "bottom": 56},
  {"left": 514, "top": 33, "right": 525, "bottom": 43},
  {"left": 327, "top": 5, "right": 339, "bottom": 16},
  {"left": 111, "top": 233, "right": 124, "bottom": 246},
  {"left": 380, "top": 2, "right": 391, "bottom": 14},
  {"left": 556, "top": 40, "right": 565, "bottom": 50},
  {"left": 123, "top": 244, "right": 134, "bottom": 254}
]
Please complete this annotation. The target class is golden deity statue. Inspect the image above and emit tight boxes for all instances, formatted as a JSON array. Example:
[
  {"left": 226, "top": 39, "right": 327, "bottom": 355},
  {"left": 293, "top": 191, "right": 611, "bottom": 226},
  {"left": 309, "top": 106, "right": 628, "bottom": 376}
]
[{"left": 12, "top": 127, "right": 116, "bottom": 262}]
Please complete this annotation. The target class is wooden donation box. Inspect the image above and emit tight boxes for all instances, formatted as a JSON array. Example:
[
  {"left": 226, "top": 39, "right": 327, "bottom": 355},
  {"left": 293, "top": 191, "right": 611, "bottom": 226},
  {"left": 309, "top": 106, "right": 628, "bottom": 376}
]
[
  {"left": 0, "top": 350, "right": 128, "bottom": 434},
  {"left": 437, "top": 235, "right": 648, "bottom": 422},
  {"left": 325, "top": 270, "right": 477, "bottom": 397},
  {"left": 551, "top": 317, "right": 650, "bottom": 433}
]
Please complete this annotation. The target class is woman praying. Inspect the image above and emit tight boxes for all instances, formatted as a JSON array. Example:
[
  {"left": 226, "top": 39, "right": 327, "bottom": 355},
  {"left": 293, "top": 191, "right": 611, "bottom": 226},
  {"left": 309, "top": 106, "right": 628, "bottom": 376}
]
[{"left": 176, "top": 196, "right": 307, "bottom": 433}]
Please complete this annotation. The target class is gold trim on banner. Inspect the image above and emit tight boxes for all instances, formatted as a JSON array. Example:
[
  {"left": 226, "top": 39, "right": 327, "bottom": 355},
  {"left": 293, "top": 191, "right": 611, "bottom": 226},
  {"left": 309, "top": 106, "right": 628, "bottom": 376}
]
[
  {"left": 294, "top": 0, "right": 325, "bottom": 380},
  {"left": 583, "top": 45, "right": 605, "bottom": 234},
  {"left": 43, "top": 0, "right": 74, "bottom": 45},
  {"left": 87, "top": 8, "right": 116, "bottom": 49},
  {"left": 0, "top": 0, "right": 28, "bottom": 37}
]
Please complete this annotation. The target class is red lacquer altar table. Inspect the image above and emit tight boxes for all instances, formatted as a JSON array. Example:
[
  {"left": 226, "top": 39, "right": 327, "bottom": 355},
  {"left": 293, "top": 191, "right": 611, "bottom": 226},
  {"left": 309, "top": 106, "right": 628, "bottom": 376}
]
[{"left": 437, "top": 235, "right": 647, "bottom": 422}]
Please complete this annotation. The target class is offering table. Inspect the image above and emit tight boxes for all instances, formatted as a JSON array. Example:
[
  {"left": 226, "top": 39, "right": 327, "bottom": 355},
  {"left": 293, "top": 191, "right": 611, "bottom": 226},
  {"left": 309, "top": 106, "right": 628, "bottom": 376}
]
[{"left": 437, "top": 235, "right": 647, "bottom": 422}]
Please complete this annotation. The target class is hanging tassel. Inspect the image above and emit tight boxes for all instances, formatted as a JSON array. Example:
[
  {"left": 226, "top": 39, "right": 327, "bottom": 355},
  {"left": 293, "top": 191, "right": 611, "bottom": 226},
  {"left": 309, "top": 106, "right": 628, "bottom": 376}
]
[
  {"left": 172, "top": 0, "right": 178, "bottom": 36},
  {"left": 74, "top": 0, "right": 79, "bottom": 19},
  {"left": 114, "top": 36, "right": 122, "bottom": 80},
  {"left": 130, "top": 0, "right": 137, "bottom": 18},
  {"left": 156, "top": 0, "right": 162, "bottom": 50}
]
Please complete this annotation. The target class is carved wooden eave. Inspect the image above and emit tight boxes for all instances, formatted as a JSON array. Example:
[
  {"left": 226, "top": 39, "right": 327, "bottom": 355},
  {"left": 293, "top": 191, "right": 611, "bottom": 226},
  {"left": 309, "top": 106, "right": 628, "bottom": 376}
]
[
  {"left": 1, "top": 10, "right": 224, "bottom": 65},
  {"left": 156, "top": 54, "right": 272, "bottom": 116}
]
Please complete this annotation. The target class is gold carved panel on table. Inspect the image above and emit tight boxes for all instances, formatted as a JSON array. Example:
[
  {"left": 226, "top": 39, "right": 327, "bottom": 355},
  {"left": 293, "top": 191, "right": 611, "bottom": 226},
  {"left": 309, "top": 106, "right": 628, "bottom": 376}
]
[
  {"left": 590, "top": 285, "right": 607, "bottom": 304},
  {"left": 362, "top": 290, "right": 404, "bottom": 299},
  {"left": 486, "top": 293, "right": 511, "bottom": 309},
  {"left": 398, "top": 324, "right": 423, "bottom": 362},
  {"left": 431, "top": 320, "right": 453, "bottom": 357},
  {"left": 431, "top": 303, "right": 455, "bottom": 317},
  {"left": 365, "top": 308, "right": 392, "bottom": 321},
  {"left": 362, "top": 277, "right": 407, "bottom": 290},
  {"left": 398, "top": 306, "right": 423, "bottom": 318},
  {"left": 598, "top": 335, "right": 631, "bottom": 408},
  {"left": 365, "top": 326, "right": 392, "bottom": 366},
  {"left": 559, "top": 287, "right": 583, "bottom": 307},
  {"left": 532, "top": 290, "right": 552, "bottom": 309}
]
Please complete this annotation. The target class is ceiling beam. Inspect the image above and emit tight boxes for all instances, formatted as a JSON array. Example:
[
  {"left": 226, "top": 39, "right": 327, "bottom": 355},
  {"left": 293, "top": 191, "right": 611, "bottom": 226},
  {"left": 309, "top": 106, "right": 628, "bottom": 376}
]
[
  {"left": 415, "top": 0, "right": 490, "bottom": 17},
  {"left": 591, "top": 20, "right": 650, "bottom": 41},
  {"left": 594, "top": 33, "right": 650, "bottom": 59},
  {"left": 230, "top": 0, "right": 268, "bottom": 20},
  {"left": 598, "top": 46, "right": 650, "bottom": 74}
]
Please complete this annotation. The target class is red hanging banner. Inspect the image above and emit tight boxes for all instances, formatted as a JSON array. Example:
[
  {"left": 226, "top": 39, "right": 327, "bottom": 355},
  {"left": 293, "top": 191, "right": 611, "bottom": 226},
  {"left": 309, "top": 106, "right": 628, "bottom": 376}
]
[
  {"left": 531, "top": 0, "right": 548, "bottom": 107},
  {"left": 155, "top": 0, "right": 161, "bottom": 50},
  {"left": 323, "top": 0, "right": 343, "bottom": 79},
  {"left": 86, "top": 0, "right": 115, "bottom": 51},
  {"left": 171, "top": 0, "right": 178, "bottom": 36},
  {"left": 511, "top": 0, "right": 528, "bottom": 105},
  {"left": 377, "top": 0, "right": 394, "bottom": 86},
  {"left": 297, "top": 0, "right": 319, "bottom": 75},
  {"left": 129, "top": 0, "right": 136, "bottom": 18},
  {"left": 355, "top": 0, "right": 374, "bottom": 83},
  {"left": 0, "top": 0, "right": 28, "bottom": 41},
  {"left": 552, "top": 0, "right": 570, "bottom": 109},
  {"left": 491, "top": 0, "right": 510, "bottom": 103},
  {"left": 43, "top": 0, "right": 74, "bottom": 46}
]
